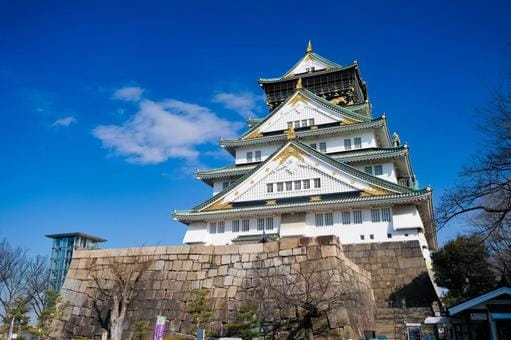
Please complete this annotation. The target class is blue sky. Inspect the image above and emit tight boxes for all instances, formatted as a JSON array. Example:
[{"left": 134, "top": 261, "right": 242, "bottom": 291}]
[{"left": 0, "top": 0, "right": 510, "bottom": 256}]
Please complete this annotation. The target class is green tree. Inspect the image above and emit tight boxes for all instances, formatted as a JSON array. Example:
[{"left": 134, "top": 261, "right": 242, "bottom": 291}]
[
  {"left": 133, "top": 320, "right": 151, "bottom": 340},
  {"left": 37, "top": 289, "right": 68, "bottom": 339},
  {"left": 187, "top": 289, "right": 212, "bottom": 334},
  {"left": 3, "top": 297, "right": 30, "bottom": 335},
  {"left": 226, "top": 304, "right": 261, "bottom": 339},
  {"left": 432, "top": 234, "right": 496, "bottom": 305}
]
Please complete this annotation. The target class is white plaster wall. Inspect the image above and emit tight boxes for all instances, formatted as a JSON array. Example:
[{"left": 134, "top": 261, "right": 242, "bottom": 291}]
[
  {"left": 235, "top": 144, "right": 279, "bottom": 164},
  {"left": 182, "top": 222, "right": 208, "bottom": 244},
  {"left": 354, "top": 162, "right": 397, "bottom": 183},
  {"left": 291, "top": 59, "right": 328, "bottom": 75},
  {"left": 393, "top": 205, "right": 423, "bottom": 231},
  {"left": 205, "top": 216, "right": 281, "bottom": 245}
]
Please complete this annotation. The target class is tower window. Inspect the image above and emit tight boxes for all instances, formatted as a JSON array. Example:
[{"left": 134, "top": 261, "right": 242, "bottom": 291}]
[
  {"left": 371, "top": 209, "right": 381, "bottom": 223},
  {"left": 265, "top": 217, "right": 274, "bottom": 230},
  {"left": 344, "top": 139, "right": 352, "bottom": 150},
  {"left": 325, "top": 213, "right": 333, "bottom": 226},
  {"left": 319, "top": 142, "right": 327, "bottom": 153},
  {"left": 303, "top": 179, "right": 310, "bottom": 189},
  {"left": 369, "top": 234, "right": 374, "bottom": 240},
  {"left": 232, "top": 220, "right": 240, "bottom": 233},
  {"left": 353, "top": 210, "right": 363, "bottom": 224},
  {"left": 354, "top": 137, "right": 362, "bottom": 149},
  {"left": 360, "top": 235, "right": 365, "bottom": 240},
  {"left": 382, "top": 207, "right": 392, "bottom": 222},
  {"left": 310, "top": 143, "right": 317, "bottom": 150},
  {"left": 294, "top": 120, "right": 300, "bottom": 128},
  {"left": 267, "top": 183, "right": 273, "bottom": 193},
  {"left": 309, "top": 118, "right": 315, "bottom": 126},
  {"left": 387, "top": 233, "right": 392, "bottom": 239},
  {"left": 246, "top": 152, "right": 253, "bottom": 162},
  {"left": 301, "top": 119, "right": 308, "bottom": 127},
  {"left": 277, "top": 182, "right": 284, "bottom": 192},
  {"left": 255, "top": 151, "right": 261, "bottom": 162},
  {"left": 364, "top": 166, "right": 373, "bottom": 175},
  {"left": 287, "top": 122, "right": 293, "bottom": 129},
  {"left": 218, "top": 221, "right": 225, "bottom": 233},
  {"left": 315, "top": 213, "right": 324, "bottom": 227},
  {"left": 314, "top": 178, "right": 321, "bottom": 188},
  {"left": 285, "top": 181, "right": 293, "bottom": 191},
  {"left": 294, "top": 180, "right": 302, "bottom": 190},
  {"left": 209, "top": 222, "right": 217, "bottom": 234},
  {"left": 342, "top": 211, "right": 351, "bottom": 225},
  {"left": 374, "top": 165, "right": 383, "bottom": 175},
  {"left": 257, "top": 218, "right": 265, "bottom": 231},
  {"left": 242, "top": 219, "right": 250, "bottom": 232}
]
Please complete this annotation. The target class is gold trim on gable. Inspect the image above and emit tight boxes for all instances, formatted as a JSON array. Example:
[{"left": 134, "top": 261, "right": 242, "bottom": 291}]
[
  {"left": 360, "top": 187, "right": 393, "bottom": 197},
  {"left": 309, "top": 196, "right": 322, "bottom": 202},
  {"left": 275, "top": 145, "right": 305, "bottom": 165},
  {"left": 203, "top": 200, "right": 233, "bottom": 211},
  {"left": 242, "top": 128, "right": 262, "bottom": 140},
  {"left": 266, "top": 200, "right": 277, "bottom": 206}
]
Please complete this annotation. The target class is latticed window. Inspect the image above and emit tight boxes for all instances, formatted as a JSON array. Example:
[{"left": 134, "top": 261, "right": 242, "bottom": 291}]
[
  {"left": 287, "top": 122, "right": 293, "bottom": 129},
  {"left": 286, "top": 181, "right": 293, "bottom": 191},
  {"left": 257, "top": 218, "right": 265, "bottom": 231},
  {"left": 242, "top": 219, "right": 250, "bottom": 232},
  {"left": 309, "top": 118, "right": 315, "bottom": 126},
  {"left": 265, "top": 217, "right": 274, "bottom": 230},
  {"left": 315, "top": 213, "right": 324, "bottom": 227},
  {"left": 267, "top": 183, "right": 273, "bottom": 193},
  {"left": 342, "top": 211, "right": 351, "bottom": 224},
  {"left": 209, "top": 222, "right": 217, "bottom": 234},
  {"left": 217, "top": 221, "right": 225, "bottom": 233},
  {"left": 319, "top": 142, "right": 327, "bottom": 153},
  {"left": 301, "top": 119, "right": 308, "bottom": 127},
  {"left": 382, "top": 207, "right": 392, "bottom": 222},
  {"left": 247, "top": 152, "right": 253, "bottom": 162},
  {"left": 232, "top": 220, "right": 240, "bottom": 233},
  {"left": 303, "top": 179, "right": 310, "bottom": 189},
  {"left": 310, "top": 143, "right": 317, "bottom": 150},
  {"left": 371, "top": 209, "right": 381, "bottom": 223},
  {"left": 353, "top": 210, "right": 363, "bottom": 224},
  {"left": 294, "top": 180, "right": 301, "bottom": 190},
  {"left": 374, "top": 165, "right": 383, "bottom": 175},
  {"left": 314, "top": 178, "right": 321, "bottom": 188},
  {"left": 364, "top": 166, "right": 373, "bottom": 175},
  {"left": 344, "top": 139, "right": 352, "bottom": 150},
  {"left": 294, "top": 120, "right": 300, "bottom": 128},
  {"left": 277, "top": 182, "right": 284, "bottom": 192},
  {"left": 325, "top": 213, "right": 333, "bottom": 226},
  {"left": 354, "top": 137, "right": 362, "bottom": 149},
  {"left": 255, "top": 151, "right": 261, "bottom": 162}
]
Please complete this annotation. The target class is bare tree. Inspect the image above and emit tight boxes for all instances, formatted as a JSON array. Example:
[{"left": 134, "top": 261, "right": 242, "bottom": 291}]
[
  {"left": 90, "top": 253, "right": 155, "bottom": 340},
  {"left": 27, "top": 255, "right": 50, "bottom": 319},
  {"left": 437, "top": 89, "right": 511, "bottom": 284},
  {"left": 252, "top": 259, "right": 360, "bottom": 340}
]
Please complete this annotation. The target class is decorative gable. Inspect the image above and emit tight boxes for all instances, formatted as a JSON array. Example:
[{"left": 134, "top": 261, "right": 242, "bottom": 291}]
[
  {"left": 200, "top": 142, "right": 400, "bottom": 212},
  {"left": 287, "top": 53, "right": 330, "bottom": 76}
]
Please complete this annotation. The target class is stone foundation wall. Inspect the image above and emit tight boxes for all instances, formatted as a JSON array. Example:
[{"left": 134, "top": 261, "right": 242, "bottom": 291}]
[
  {"left": 343, "top": 241, "right": 439, "bottom": 339},
  {"left": 54, "top": 236, "right": 376, "bottom": 339}
]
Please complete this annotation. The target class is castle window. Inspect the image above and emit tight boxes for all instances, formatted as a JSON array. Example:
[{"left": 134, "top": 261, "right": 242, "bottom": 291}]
[
  {"left": 294, "top": 180, "right": 302, "bottom": 190},
  {"left": 294, "top": 120, "right": 300, "bottom": 128},
  {"left": 218, "top": 221, "right": 225, "bottom": 233},
  {"left": 369, "top": 234, "right": 374, "bottom": 240},
  {"left": 353, "top": 210, "right": 363, "bottom": 224},
  {"left": 246, "top": 152, "right": 253, "bottom": 163},
  {"left": 342, "top": 211, "right": 351, "bottom": 225},
  {"left": 222, "top": 181, "right": 230, "bottom": 189},
  {"left": 232, "top": 220, "right": 240, "bottom": 233},
  {"left": 382, "top": 207, "right": 392, "bottom": 222},
  {"left": 374, "top": 165, "right": 383, "bottom": 175},
  {"left": 404, "top": 233, "right": 409, "bottom": 237},
  {"left": 287, "top": 122, "right": 293, "bottom": 129},
  {"left": 344, "top": 139, "right": 352, "bottom": 150},
  {"left": 257, "top": 218, "right": 265, "bottom": 231},
  {"left": 325, "top": 213, "right": 333, "bottom": 226},
  {"left": 360, "top": 235, "right": 365, "bottom": 240},
  {"left": 319, "top": 142, "right": 327, "bottom": 153},
  {"left": 265, "top": 217, "right": 274, "bottom": 230},
  {"left": 371, "top": 209, "right": 381, "bottom": 223},
  {"left": 277, "top": 182, "right": 284, "bottom": 192},
  {"left": 354, "top": 137, "right": 362, "bottom": 149},
  {"left": 310, "top": 143, "right": 317, "bottom": 150},
  {"left": 255, "top": 151, "right": 261, "bottom": 162},
  {"left": 303, "top": 179, "right": 310, "bottom": 189},
  {"left": 364, "top": 166, "right": 373, "bottom": 175},
  {"left": 301, "top": 119, "right": 308, "bottom": 127},
  {"left": 242, "top": 219, "right": 250, "bottom": 232},
  {"left": 314, "top": 178, "right": 321, "bottom": 188},
  {"left": 309, "top": 118, "right": 315, "bottom": 126},
  {"left": 286, "top": 181, "right": 293, "bottom": 191},
  {"left": 267, "top": 183, "right": 273, "bottom": 193},
  {"left": 387, "top": 233, "right": 392, "bottom": 239},
  {"left": 209, "top": 222, "right": 217, "bottom": 234},
  {"left": 315, "top": 213, "right": 324, "bottom": 227}
]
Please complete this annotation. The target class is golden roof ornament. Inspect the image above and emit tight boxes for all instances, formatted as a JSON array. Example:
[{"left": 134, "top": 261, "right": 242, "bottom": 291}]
[
  {"left": 306, "top": 40, "right": 313, "bottom": 53},
  {"left": 296, "top": 78, "right": 303, "bottom": 89},
  {"left": 392, "top": 132, "right": 401, "bottom": 146},
  {"left": 287, "top": 127, "right": 297, "bottom": 140}
]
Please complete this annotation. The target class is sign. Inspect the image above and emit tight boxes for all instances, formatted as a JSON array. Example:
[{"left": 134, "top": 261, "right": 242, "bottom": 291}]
[
  {"left": 470, "top": 312, "right": 487, "bottom": 320},
  {"left": 153, "top": 315, "right": 166, "bottom": 340}
]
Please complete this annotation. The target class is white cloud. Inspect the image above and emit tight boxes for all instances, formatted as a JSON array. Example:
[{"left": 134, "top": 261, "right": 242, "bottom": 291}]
[
  {"left": 93, "top": 97, "right": 242, "bottom": 164},
  {"left": 52, "top": 116, "right": 77, "bottom": 127},
  {"left": 112, "top": 86, "right": 145, "bottom": 102},
  {"left": 213, "top": 92, "right": 263, "bottom": 119}
]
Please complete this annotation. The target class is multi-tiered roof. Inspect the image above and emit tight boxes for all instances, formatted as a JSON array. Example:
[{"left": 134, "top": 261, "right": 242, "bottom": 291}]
[{"left": 173, "top": 42, "right": 436, "bottom": 249}]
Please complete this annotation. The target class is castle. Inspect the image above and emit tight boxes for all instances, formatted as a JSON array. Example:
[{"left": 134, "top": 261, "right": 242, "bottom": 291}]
[{"left": 55, "top": 43, "right": 441, "bottom": 339}]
